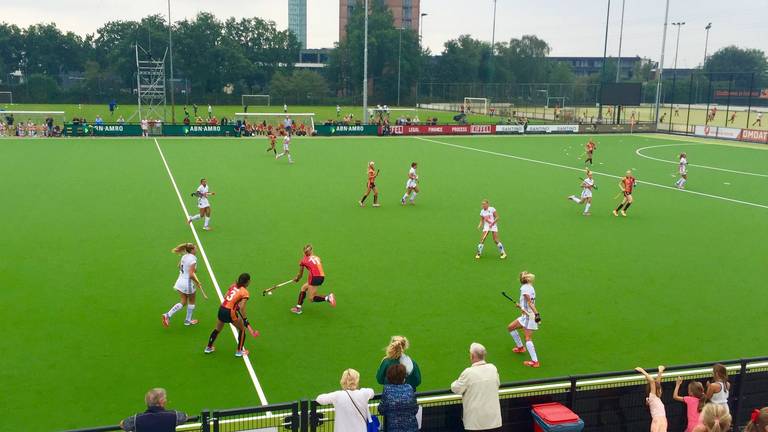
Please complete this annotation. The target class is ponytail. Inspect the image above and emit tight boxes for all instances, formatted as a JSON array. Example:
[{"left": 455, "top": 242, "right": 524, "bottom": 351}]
[
  {"left": 700, "top": 403, "right": 731, "bottom": 432},
  {"left": 172, "top": 243, "right": 195, "bottom": 254},
  {"left": 385, "top": 335, "right": 409, "bottom": 359},
  {"left": 745, "top": 407, "right": 768, "bottom": 432}
]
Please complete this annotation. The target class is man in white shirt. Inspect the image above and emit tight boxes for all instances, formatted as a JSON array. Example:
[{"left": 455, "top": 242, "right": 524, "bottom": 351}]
[{"left": 451, "top": 343, "right": 502, "bottom": 431}]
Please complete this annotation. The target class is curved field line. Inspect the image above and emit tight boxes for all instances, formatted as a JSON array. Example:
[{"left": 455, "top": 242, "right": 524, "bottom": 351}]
[{"left": 635, "top": 143, "right": 768, "bottom": 178}]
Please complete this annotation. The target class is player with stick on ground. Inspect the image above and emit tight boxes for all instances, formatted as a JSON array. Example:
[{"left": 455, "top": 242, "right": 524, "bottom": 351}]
[
  {"left": 675, "top": 153, "right": 688, "bottom": 189},
  {"left": 613, "top": 170, "right": 637, "bottom": 217},
  {"left": 360, "top": 161, "right": 380, "bottom": 207},
  {"left": 476, "top": 199, "right": 507, "bottom": 259},
  {"left": 204, "top": 273, "right": 259, "bottom": 356},
  {"left": 585, "top": 138, "right": 597, "bottom": 165},
  {"left": 291, "top": 244, "right": 336, "bottom": 315},
  {"left": 163, "top": 243, "right": 208, "bottom": 328},
  {"left": 506, "top": 271, "right": 541, "bottom": 367},
  {"left": 567, "top": 169, "right": 595, "bottom": 216},
  {"left": 401, "top": 162, "right": 419, "bottom": 205},
  {"left": 188, "top": 178, "right": 215, "bottom": 231}
]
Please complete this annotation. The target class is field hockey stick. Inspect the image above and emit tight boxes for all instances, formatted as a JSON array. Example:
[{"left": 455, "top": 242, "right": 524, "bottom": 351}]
[
  {"left": 236, "top": 310, "right": 260, "bottom": 337},
  {"left": 578, "top": 177, "right": 598, "bottom": 190},
  {"left": 262, "top": 279, "right": 294, "bottom": 296},
  {"left": 197, "top": 283, "right": 209, "bottom": 300},
  {"left": 501, "top": 292, "right": 537, "bottom": 321}
]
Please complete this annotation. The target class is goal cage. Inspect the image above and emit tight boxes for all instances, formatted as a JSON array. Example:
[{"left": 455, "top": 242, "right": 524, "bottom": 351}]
[
  {"left": 0, "top": 110, "right": 67, "bottom": 136},
  {"left": 0, "top": 91, "right": 12, "bottom": 105},
  {"left": 546, "top": 97, "right": 567, "bottom": 109},
  {"left": 463, "top": 97, "right": 490, "bottom": 115},
  {"left": 367, "top": 107, "right": 420, "bottom": 122},
  {"left": 234, "top": 112, "right": 315, "bottom": 134},
  {"left": 241, "top": 95, "right": 271, "bottom": 109}
]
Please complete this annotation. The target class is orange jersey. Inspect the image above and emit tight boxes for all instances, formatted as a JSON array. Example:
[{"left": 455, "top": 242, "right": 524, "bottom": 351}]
[
  {"left": 300, "top": 255, "right": 325, "bottom": 278},
  {"left": 222, "top": 284, "right": 250, "bottom": 310},
  {"left": 586, "top": 142, "right": 596, "bottom": 152},
  {"left": 367, "top": 167, "right": 376, "bottom": 184},
  {"left": 621, "top": 176, "right": 636, "bottom": 193},
  {"left": 269, "top": 134, "right": 276, "bottom": 144}
]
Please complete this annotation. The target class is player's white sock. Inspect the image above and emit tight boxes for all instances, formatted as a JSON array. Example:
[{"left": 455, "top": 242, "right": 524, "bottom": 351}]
[
  {"left": 167, "top": 302, "right": 183, "bottom": 318},
  {"left": 288, "top": 155, "right": 293, "bottom": 163},
  {"left": 569, "top": 196, "right": 581, "bottom": 203},
  {"left": 410, "top": 192, "right": 417, "bottom": 202},
  {"left": 185, "top": 304, "right": 195, "bottom": 322},
  {"left": 190, "top": 214, "right": 201, "bottom": 221},
  {"left": 681, "top": 179, "right": 686, "bottom": 187},
  {"left": 584, "top": 203, "right": 591, "bottom": 213},
  {"left": 526, "top": 340, "right": 538, "bottom": 362},
  {"left": 401, "top": 193, "right": 408, "bottom": 201},
  {"left": 510, "top": 331, "right": 523, "bottom": 348},
  {"left": 276, "top": 152, "right": 284, "bottom": 158},
  {"left": 477, "top": 244, "right": 484, "bottom": 255},
  {"left": 497, "top": 242, "right": 505, "bottom": 254},
  {"left": 204, "top": 217, "right": 210, "bottom": 228}
]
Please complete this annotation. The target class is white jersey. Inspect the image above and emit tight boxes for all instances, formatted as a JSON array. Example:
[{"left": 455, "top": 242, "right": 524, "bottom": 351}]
[
  {"left": 516, "top": 283, "right": 538, "bottom": 330},
  {"left": 283, "top": 135, "right": 291, "bottom": 150},
  {"left": 480, "top": 207, "right": 498, "bottom": 232},
  {"left": 406, "top": 167, "right": 418, "bottom": 188},
  {"left": 140, "top": 119, "right": 148, "bottom": 130},
  {"left": 174, "top": 253, "right": 197, "bottom": 294},
  {"left": 581, "top": 177, "right": 594, "bottom": 199},
  {"left": 196, "top": 184, "right": 210, "bottom": 208},
  {"left": 757, "top": 112, "right": 763, "bottom": 120},
  {"left": 679, "top": 157, "right": 688, "bottom": 174}
]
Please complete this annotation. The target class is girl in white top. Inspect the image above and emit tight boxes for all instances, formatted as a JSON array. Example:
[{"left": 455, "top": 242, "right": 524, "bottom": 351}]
[
  {"left": 316, "top": 369, "right": 375, "bottom": 432},
  {"left": 507, "top": 271, "right": 541, "bottom": 368},
  {"left": 162, "top": 243, "right": 207, "bottom": 327},
  {"left": 568, "top": 169, "right": 595, "bottom": 216},
  {"left": 188, "top": 178, "right": 215, "bottom": 231},
  {"left": 675, "top": 153, "right": 688, "bottom": 189},
  {"left": 706, "top": 363, "right": 731, "bottom": 414},
  {"left": 276, "top": 133, "right": 293, "bottom": 163},
  {"left": 476, "top": 199, "right": 507, "bottom": 259},
  {"left": 401, "top": 162, "right": 420, "bottom": 205}
]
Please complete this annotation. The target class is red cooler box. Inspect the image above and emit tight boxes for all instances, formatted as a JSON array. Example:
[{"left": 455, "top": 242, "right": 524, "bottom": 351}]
[{"left": 531, "top": 402, "right": 584, "bottom": 432}]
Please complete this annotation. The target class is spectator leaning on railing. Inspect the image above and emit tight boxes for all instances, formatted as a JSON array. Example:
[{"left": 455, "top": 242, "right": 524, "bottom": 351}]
[
  {"left": 377, "top": 336, "right": 421, "bottom": 391},
  {"left": 378, "top": 364, "right": 419, "bottom": 432},
  {"left": 450, "top": 342, "right": 502, "bottom": 432},
  {"left": 119, "top": 388, "right": 188, "bottom": 432},
  {"left": 316, "top": 368, "right": 375, "bottom": 432}
]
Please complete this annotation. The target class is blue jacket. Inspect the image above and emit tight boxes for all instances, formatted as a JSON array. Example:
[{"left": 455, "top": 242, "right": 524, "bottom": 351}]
[{"left": 378, "top": 384, "right": 419, "bottom": 432}]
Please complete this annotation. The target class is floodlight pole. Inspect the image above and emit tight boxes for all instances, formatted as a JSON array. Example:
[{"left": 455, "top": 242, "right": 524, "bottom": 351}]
[
  {"left": 362, "top": 0, "right": 369, "bottom": 125},
  {"left": 597, "top": 0, "right": 610, "bottom": 120},
  {"left": 615, "top": 0, "right": 626, "bottom": 82},
  {"left": 167, "top": 0, "right": 176, "bottom": 124},
  {"left": 653, "top": 0, "right": 671, "bottom": 124},
  {"left": 490, "top": 0, "right": 497, "bottom": 81},
  {"left": 703, "top": 23, "right": 712, "bottom": 67},
  {"left": 420, "top": 13, "right": 428, "bottom": 46},
  {"left": 397, "top": 26, "right": 403, "bottom": 107}
]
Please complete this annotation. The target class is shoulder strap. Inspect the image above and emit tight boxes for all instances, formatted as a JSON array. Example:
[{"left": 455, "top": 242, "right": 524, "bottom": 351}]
[{"left": 345, "top": 390, "right": 369, "bottom": 424}]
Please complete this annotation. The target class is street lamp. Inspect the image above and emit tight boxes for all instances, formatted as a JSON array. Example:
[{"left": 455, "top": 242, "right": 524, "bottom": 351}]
[
  {"left": 672, "top": 22, "right": 685, "bottom": 70},
  {"left": 703, "top": 22, "right": 712, "bottom": 67}
]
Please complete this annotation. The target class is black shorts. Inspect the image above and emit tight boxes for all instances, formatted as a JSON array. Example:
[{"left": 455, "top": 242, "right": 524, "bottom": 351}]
[
  {"left": 367, "top": 182, "right": 376, "bottom": 189},
  {"left": 310, "top": 276, "right": 325, "bottom": 287},
  {"left": 623, "top": 191, "right": 632, "bottom": 197},
  {"left": 218, "top": 306, "right": 235, "bottom": 323}
]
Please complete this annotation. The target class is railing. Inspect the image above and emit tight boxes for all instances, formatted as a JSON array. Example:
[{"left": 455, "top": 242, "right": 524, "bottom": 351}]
[{"left": 65, "top": 357, "right": 768, "bottom": 432}]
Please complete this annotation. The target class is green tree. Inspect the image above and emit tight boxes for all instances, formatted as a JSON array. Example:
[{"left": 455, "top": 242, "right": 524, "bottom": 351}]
[
  {"left": 0, "top": 23, "right": 23, "bottom": 83},
  {"left": 22, "top": 23, "right": 87, "bottom": 78},
  {"left": 704, "top": 46, "right": 768, "bottom": 87},
  {"left": 270, "top": 70, "right": 329, "bottom": 104}
]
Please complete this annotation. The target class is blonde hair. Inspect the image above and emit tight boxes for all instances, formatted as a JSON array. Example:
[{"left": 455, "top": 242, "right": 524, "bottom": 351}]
[
  {"left": 520, "top": 271, "right": 535, "bottom": 284},
  {"left": 745, "top": 407, "right": 768, "bottom": 432},
  {"left": 384, "top": 336, "right": 409, "bottom": 359},
  {"left": 145, "top": 388, "right": 167, "bottom": 407},
  {"left": 700, "top": 403, "right": 731, "bottom": 432},
  {"left": 172, "top": 243, "right": 195, "bottom": 254},
  {"left": 340, "top": 368, "right": 360, "bottom": 390},
  {"left": 303, "top": 244, "right": 313, "bottom": 254}
]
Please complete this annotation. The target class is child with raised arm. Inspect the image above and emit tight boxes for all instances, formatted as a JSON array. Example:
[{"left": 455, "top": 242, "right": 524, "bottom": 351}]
[
  {"left": 636, "top": 366, "right": 667, "bottom": 432},
  {"left": 673, "top": 377, "right": 705, "bottom": 432}
]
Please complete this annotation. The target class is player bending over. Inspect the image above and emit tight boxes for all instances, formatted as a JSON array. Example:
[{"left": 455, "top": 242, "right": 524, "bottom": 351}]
[
  {"left": 508, "top": 271, "right": 541, "bottom": 368},
  {"left": 205, "top": 273, "right": 259, "bottom": 356},
  {"left": 476, "top": 199, "right": 507, "bottom": 259},
  {"left": 613, "top": 170, "right": 637, "bottom": 217},
  {"left": 585, "top": 138, "right": 597, "bottom": 165},
  {"left": 188, "top": 178, "right": 215, "bottom": 231},
  {"left": 752, "top": 111, "right": 762, "bottom": 127},
  {"left": 163, "top": 243, "right": 207, "bottom": 327},
  {"left": 567, "top": 169, "right": 595, "bottom": 216},
  {"left": 291, "top": 244, "right": 336, "bottom": 315},
  {"left": 401, "top": 162, "right": 419, "bottom": 205},
  {"left": 276, "top": 132, "right": 293, "bottom": 163},
  {"left": 675, "top": 153, "right": 688, "bottom": 189},
  {"left": 266, "top": 132, "right": 277, "bottom": 155},
  {"left": 360, "top": 161, "right": 380, "bottom": 207}
]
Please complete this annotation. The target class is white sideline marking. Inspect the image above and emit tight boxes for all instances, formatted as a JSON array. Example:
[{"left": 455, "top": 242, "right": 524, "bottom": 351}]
[
  {"left": 635, "top": 143, "right": 768, "bottom": 178},
  {"left": 153, "top": 138, "right": 269, "bottom": 406},
  {"left": 415, "top": 136, "right": 768, "bottom": 210}
]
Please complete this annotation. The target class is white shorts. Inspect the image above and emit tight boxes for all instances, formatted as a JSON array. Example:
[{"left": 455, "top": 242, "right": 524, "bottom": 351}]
[
  {"left": 174, "top": 277, "right": 196, "bottom": 294},
  {"left": 581, "top": 189, "right": 592, "bottom": 199},
  {"left": 679, "top": 169, "right": 687, "bottom": 175},
  {"left": 406, "top": 179, "right": 418, "bottom": 189},
  {"left": 516, "top": 314, "right": 538, "bottom": 330},
  {"left": 482, "top": 223, "right": 499, "bottom": 233},
  {"left": 197, "top": 198, "right": 210, "bottom": 209},
  {"left": 283, "top": 144, "right": 290, "bottom": 151}
]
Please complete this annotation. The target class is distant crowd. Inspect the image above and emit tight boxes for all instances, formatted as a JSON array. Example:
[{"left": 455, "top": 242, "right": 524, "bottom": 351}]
[{"left": 0, "top": 114, "right": 60, "bottom": 137}]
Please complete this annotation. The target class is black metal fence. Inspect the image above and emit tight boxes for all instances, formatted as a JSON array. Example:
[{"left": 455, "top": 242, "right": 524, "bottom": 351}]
[{"left": 65, "top": 357, "right": 768, "bottom": 432}]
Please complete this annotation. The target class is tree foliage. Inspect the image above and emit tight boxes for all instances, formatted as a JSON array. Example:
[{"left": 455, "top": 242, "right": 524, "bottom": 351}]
[{"left": 704, "top": 46, "right": 768, "bottom": 87}]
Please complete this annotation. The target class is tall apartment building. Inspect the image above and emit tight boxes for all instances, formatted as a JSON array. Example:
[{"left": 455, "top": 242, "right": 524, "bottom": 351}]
[
  {"left": 289, "top": 0, "right": 308, "bottom": 49},
  {"left": 339, "top": 0, "right": 420, "bottom": 40}
]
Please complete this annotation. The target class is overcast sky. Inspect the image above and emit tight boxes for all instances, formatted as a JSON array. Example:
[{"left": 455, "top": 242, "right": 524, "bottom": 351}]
[{"left": 5, "top": 0, "right": 767, "bottom": 68}]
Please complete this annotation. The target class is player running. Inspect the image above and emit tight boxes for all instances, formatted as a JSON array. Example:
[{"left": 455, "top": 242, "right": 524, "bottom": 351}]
[
  {"left": 204, "top": 273, "right": 259, "bottom": 357},
  {"left": 291, "top": 244, "right": 336, "bottom": 315},
  {"left": 359, "top": 161, "right": 380, "bottom": 207},
  {"left": 675, "top": 153, "right": 688, "bottom": 189},
  {"left": 752, "top": 111, "right": 763, "bottom": 127},
  {"left": 275, "top": 132, "right": 293, "bottom": 163},
  {"left": 476, "top": 199, "right": 507, "bottom": 259},
  {"left": 401, "top": 162, "right": 419, "bottom": 205},
  {"left": 188, "top": 178, "right": 215, "bottom": 231},
  {"left": 728, "top": 112, "right": 737, "bottom": 125},
  {"left": 613, "top": 170, "right": 637, "bottom": 217},
  {"left": 507, "top": 271, "right": 541, "bottom": 368},
  {"left": 163, "top": 243, "right": 207, "bottom": 327},
  {"left": 567, "top": 169, "right": 595, "bottom": 216},
  {"left": 266, "top": 132, "right": 277, "bottom": 155},
  {"left": 585, "top": 138, "right": 597, "bottom": 165}
]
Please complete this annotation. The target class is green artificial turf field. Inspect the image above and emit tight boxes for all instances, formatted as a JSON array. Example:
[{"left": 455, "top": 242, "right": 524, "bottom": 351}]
[{"left": 2, "top": 133, "right": 767, "bottom": 431}]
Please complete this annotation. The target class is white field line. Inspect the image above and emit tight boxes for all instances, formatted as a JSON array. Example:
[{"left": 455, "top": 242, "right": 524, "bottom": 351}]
[
  {"left": 414, "top": 136, "right": 768, "bottom": 210},
  {"left": 153, "top": 138, "right": 269, "bottom": 406},
  {"left": 635, "top": 143, "right": 768, "bottom": 178}
]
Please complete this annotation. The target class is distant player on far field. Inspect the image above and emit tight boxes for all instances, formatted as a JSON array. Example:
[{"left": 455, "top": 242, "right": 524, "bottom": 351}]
[
  {"left": 613, "top": 170, "right": 637, "bottom": 217},
  {"left": 752, "top": 111, "right": 763, "bottom": 127},
  {"left": 508, "top": 271, "right": 541, "bottom": 368},
  {"left": 188, "top": 178, "right": 215, "bottom": 231},
  {"left": 567, "top": 169, "right": 595, "bottom": 216},
  {"left": 585, "top": 138, "right": 597, "bottom": 165},
  {"left": 728, "top": 112, "right": 737, "bottom": 125},
  {"left": 291, "top": 244, "right": 336, "bottom": 315},
  {"left": 675, "top": 152, "right": 688, "bottom": 189},
  {"left": 204, "top": 273, "right": 259, "bottom": 357},
  {"left": 476, "top": 199, "right": 507, "bottom": 259},
  {"left": 360, "top": 161, "right": 380, "bottom": 207},
  {"left": 401, "top": 162, "right": 419, "bottom": 205}
]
